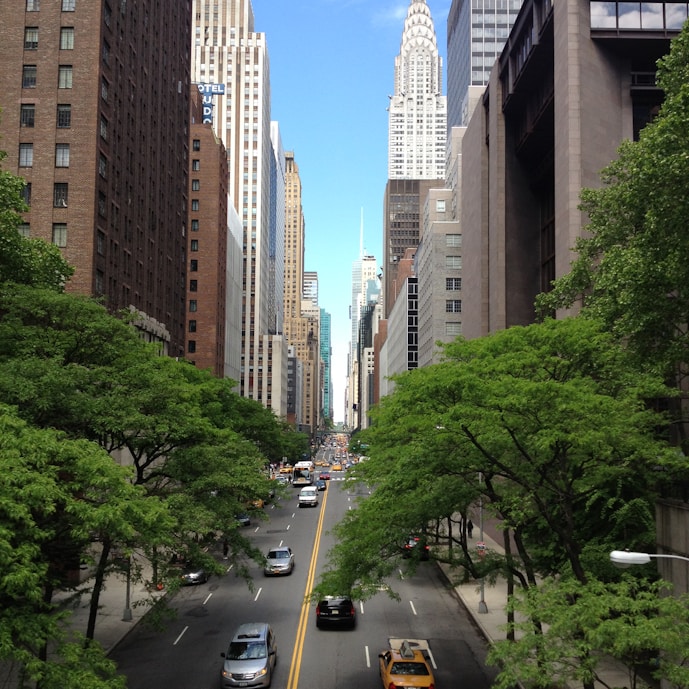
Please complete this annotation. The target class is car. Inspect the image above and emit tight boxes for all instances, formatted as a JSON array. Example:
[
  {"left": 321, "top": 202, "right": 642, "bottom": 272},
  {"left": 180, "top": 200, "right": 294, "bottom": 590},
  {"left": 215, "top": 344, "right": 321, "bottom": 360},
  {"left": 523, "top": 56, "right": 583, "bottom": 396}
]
[
  {"left": 332, "top": 463, "right": 343, "bottom": 471},
  {"left": 298, "top": 486, "right": 319, "bottom": 507},
  {"left": 378, "top": 640, "right": 435, "bottom": 689},
  {"left": 274, "top": 475, "right": 289, "bottom": 486},
  {"left": 315, "top": 595, "right": 356, "bottom": 629},
  {"left": 315, "top": 479, "right": 327, "bottom": 491},
  {"left": 403, "top": 535, "right": 430, "bottom": 561},
  {"left": 236, "top": 513, "right": 251, "bottom": 527},
  {"left": 180, "top": 564, "right": 209, "bottom": 585},
  {"left": 221, "top": 622, "right": 277, "bottom": 688},
  {"left": 279, "top": 465, "right": 293, "bottom": 474},
  {"left": 263, "top": 546, "right": 294, "bottom": 576},
  {"left": 319, "top": 472, "right": 330, "bottom": 480}
]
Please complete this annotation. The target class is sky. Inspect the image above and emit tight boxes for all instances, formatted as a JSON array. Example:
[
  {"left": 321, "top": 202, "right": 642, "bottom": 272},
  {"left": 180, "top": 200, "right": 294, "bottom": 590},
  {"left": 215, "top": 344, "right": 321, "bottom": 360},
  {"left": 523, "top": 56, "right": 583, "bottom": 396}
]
[{"left": 251, "top": 0, "right": 450, "bottom": 423}]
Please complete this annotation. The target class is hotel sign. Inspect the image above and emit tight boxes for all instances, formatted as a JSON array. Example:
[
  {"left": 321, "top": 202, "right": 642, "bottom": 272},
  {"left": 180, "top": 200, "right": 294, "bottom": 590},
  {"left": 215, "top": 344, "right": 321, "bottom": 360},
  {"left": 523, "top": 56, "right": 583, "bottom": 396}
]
[{"left": 197, "top": 83, "right": 225, "bottom": 124}]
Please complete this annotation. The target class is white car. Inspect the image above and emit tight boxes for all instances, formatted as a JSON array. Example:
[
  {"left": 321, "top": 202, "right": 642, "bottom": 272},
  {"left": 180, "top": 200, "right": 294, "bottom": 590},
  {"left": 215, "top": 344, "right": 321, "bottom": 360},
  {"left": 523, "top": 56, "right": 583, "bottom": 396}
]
[{"left": 298, "top": 487, "right": 319, "bottom": 508}]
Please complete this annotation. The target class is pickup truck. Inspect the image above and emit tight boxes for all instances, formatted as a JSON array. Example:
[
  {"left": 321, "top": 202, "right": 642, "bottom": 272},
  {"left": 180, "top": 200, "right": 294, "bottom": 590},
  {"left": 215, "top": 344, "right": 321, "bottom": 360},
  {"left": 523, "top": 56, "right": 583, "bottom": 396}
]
[{"left": 298, "top": 487, "right": 319, "bottom": 508}]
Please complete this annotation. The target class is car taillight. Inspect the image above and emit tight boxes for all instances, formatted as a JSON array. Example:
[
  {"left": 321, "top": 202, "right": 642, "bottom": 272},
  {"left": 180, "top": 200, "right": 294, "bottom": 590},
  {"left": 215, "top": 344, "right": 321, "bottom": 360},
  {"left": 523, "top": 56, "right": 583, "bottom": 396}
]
[
  {"left": 349, "top": 604, "right": 355, "bottom": 616},
  {"left": 316, "top": 606, "right": 321, "bottom": 617},
  {"left": 429, "top": 684, "right": 435, "bottom": 689},
  {"left": 388, "top": 683, "right": 397, "bottom": 689}
]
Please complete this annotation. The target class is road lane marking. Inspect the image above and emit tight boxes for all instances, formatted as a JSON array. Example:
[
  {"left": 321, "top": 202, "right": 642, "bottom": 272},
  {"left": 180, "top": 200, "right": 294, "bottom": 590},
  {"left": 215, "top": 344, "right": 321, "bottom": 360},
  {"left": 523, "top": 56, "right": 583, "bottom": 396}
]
[
  {"left": 173, "top": 626, "right": 188, "bottom": 645},
  {"left": 254, "top": 587, "right": 262, "bottom": 602},
  {"left": 203, "top": 593, "right": 213, "bottom": 605},
  {"left": 427, "top": 647, "right": 438, "bottom": 669},
  {"left": 365, "top": 645, "right": 371, "bottom": 668},
  {"left": 286, "top": 486, "right": 329, "bottom": 689},
  {"left": 409, "top": 600, "right": 417, "bottom": 615}
]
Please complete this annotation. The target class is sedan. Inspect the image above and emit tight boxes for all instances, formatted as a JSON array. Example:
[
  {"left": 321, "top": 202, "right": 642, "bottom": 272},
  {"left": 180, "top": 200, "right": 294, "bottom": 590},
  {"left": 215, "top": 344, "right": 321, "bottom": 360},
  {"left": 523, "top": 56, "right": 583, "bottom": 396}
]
[
  {"left": 263, "top": 546, "right": 294, "bottom": 576},
  {"left": 331, "top": 463, "right": 343, "bottom": 471},
  {"left": 315, "top": 596, "right": 356, "bottom": 629},
  {"left": 315, "top": 479, "right": 327, "bottom": 491},
  {"left": 180, "top": 565, "right": 209, "bottom": 586},
  {"left": 319, "top": 472, "right": 330, "bottom": 481}
]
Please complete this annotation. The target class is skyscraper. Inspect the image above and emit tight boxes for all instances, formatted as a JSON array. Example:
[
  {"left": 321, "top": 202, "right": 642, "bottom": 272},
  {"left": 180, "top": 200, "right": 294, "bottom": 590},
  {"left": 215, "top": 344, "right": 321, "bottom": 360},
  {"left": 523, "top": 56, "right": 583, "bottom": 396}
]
[
  {"left": 446, "top": 0, "right": 523, "bottom": 128},
  {"left": 383, "top": 0, "right": 446, "bottom": 318},
  {"left": 387, "top": 0, "right": 447, "bottom": 180},
  {"left": 191, "top": 0, "right": 287, "bottom": 413},
  {"left": 0, "top": 0, "right": 191, "bottom": 354}
]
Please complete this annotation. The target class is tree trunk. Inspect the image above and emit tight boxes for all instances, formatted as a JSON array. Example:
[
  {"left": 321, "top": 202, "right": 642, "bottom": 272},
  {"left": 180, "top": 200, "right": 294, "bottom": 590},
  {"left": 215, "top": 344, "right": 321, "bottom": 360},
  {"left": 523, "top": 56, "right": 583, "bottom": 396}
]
[{"left": 86, "top": 537, "right": 112, "bottom": 641}]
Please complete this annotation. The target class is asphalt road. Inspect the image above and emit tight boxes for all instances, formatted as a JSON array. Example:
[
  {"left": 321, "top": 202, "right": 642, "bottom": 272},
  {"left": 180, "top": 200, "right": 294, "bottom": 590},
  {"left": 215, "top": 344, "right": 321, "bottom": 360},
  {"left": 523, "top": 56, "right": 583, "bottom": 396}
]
[{"left": 110, "top": 446, "right": 498, "bottom": 689}]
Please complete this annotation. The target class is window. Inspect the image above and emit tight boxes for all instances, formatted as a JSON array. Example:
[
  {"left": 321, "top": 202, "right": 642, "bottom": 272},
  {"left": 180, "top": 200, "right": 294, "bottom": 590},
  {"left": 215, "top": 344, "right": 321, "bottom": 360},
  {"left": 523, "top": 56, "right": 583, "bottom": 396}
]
[
  {"left": 99, "top": 154, "right": 107, "bottom": 178},
  {"left": 55, "top": 144, "right": 70, "bottom": 167},
  {"left": 190, "top": 259, "right": 198, "bottom": 271},
  {"left": 445, "top": 322, "right": 462, "bottom": 336},
  {"left": 187, "top": 341, "right": 196, "bottom": 353},
  {"left": 98, "top": 192, "right": 106, "bottom": 217},
  {"left": 189, "top": 300, "right": 197, "bottom": 312},
  {"left": 192, "top": 159, "right": 200, "bottom": 171},
  {"left": 191, "top": 219, "right": 199, "bottom": 231},
  {"left": 97, "top": 231, "right": 105, "bottom": 255},
  {"left": 102, "top": 40, "right": 110, "bottom": 66},
  {"left": 445, "top": 300, "right": 462, "bottom": 313},
  {"left": 191, "top": 200, "right": 199, "bottom": 211},
  {"left": 53, "top": 183, "right": 68, "bottom": 207},
  {"left": 52, "top": 223, "right": 67, "bottom": 247},
  {"left": 22, "top": 65, "right": 37, "bottom": 88},
  {"left": 57, "top": 104, "right": 71, "bottom": 128},
  {"left": 20, "top": 104, "right": 35, "bottom": 127},
  {"left": 60, "top": 27, "right": 74, "bottom": 49},
  {"left": 189, "top": 279, "right": 198, "bottom": 292},
  {"left": 188, "top": 320, "right": 197, "bottom": 332},
  {"left": 191, "top": 179, "right": 200, "bottom": 191},
  {"left": 446, "top": 234, "right": 462, "bottom": 247},
  {"left": 24, "top": 27, "right": 39, "bottom": 50},
  {"left": 100, "top": 115, "right": 108, "bottom": 141},
  {"left": 190, "top": 240, "right": 199, "bottom": 251},
  {"left": 21, "top": 183, "right": 31, "bottom": 206},
  {"left": 436, "top": 199, "right": 446, "bottom": 212},
  {"left": 18, "top": 223, "right": 30, "bottom": 237},
  {"left": 58, "top": 65, "right": 73, "bottom": 89},
  {"left": 446, "top": 256, "right": 462, "bottom": 270},
  {"left": 62, "top": 0, "right": 76, "bottom": 10},
  {"left": 192, "top": 139, "right": 201, "bottom": 151},
  {"left": 19, "top": 143, "right": 33, "bottom": 167},
  {"left": 446, "top": 277, "right": 462, "bottom": 291},
  {"left": 101, "top": 77, "right": 109, "bottom": 102},
  {"left": 26, "top": 0, "right": 39, "bottom": 10}
]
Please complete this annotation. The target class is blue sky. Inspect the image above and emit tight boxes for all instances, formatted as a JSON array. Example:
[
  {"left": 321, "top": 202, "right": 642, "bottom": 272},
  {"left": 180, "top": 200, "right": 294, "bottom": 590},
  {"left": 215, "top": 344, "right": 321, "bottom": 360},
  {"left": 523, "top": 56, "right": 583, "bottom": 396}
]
[{"left": 251, "top": 0, "right": 450, "bottom": 423}]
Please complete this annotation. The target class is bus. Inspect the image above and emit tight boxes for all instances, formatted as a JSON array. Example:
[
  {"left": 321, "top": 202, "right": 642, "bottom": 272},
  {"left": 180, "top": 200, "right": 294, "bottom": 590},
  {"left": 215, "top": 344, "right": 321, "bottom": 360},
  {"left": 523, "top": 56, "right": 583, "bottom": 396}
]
[{"left": 292, "top": 460, "right": 315, "bottom": 486}]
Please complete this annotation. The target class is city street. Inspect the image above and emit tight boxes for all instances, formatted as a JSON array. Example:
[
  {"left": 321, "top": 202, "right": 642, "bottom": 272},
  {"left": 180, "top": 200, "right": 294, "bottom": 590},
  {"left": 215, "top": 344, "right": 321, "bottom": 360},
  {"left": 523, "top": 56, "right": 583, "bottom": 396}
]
[{"left": 110, "top": 446, "right": 498, "bottom": 689}]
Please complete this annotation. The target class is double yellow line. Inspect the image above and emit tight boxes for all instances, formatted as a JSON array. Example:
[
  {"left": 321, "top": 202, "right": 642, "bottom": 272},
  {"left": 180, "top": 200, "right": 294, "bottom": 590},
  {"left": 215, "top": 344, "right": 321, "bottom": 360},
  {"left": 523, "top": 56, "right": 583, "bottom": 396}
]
[{"left": 286, "top": 486, "right": 329, "bottom": 689}]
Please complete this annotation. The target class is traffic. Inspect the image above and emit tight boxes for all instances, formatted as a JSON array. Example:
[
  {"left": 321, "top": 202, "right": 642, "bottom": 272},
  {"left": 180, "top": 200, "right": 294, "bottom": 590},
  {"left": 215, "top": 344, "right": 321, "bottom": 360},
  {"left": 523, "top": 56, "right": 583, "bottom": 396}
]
[{"left": 109, "top": 441, "right": 497, "bottom": 689}]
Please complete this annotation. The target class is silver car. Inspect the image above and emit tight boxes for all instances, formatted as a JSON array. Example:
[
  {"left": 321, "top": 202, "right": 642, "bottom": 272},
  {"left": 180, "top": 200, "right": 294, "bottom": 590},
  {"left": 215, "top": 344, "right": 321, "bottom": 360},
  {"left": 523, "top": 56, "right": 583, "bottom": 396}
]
[
  {"left": 221, "top": 623, "right": 277, "bottom": 688},
  {"left": 263, "top": 546, "right": 294, "bottom": 576}
]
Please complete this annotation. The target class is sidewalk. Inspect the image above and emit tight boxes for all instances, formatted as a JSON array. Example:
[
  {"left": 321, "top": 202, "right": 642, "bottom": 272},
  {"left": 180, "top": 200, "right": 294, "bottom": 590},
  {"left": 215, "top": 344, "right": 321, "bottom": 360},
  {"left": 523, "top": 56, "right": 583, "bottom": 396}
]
[{"left": 438, "top": 530, "right": 631, "bottom": 689}]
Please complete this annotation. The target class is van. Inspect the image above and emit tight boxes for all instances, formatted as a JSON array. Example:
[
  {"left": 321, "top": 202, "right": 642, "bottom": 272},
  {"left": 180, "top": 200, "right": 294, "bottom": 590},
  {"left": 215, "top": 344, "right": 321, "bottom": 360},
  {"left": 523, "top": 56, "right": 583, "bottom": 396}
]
[
  {"left": 298, "top": 486, "right": 319, "bottom": 508},
  {"left": 220, "top": 622, "right": 277, "bottom": 688}
]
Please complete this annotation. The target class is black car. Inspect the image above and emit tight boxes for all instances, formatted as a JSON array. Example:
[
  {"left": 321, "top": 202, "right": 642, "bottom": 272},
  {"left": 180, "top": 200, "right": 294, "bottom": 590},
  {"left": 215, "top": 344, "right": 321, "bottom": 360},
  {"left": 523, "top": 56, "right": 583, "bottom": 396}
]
[
  {"left": 315, "top": 596, "right": 356, "bottom": 629},
  {"left": 315, "top": 479, "right": 327, "bottom": 491}
]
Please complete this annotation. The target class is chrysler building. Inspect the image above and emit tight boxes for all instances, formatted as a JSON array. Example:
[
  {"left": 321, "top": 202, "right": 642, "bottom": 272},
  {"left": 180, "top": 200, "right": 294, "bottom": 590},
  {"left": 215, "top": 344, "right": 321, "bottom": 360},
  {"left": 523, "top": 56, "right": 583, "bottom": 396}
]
[{"left": 388, "top": 0, "right": 447, "bottom": 180}]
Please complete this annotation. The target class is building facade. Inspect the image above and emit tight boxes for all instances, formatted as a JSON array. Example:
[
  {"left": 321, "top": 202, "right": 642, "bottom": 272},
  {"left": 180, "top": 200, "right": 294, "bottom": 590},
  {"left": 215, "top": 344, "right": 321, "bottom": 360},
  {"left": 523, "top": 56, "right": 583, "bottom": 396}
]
[
  {"left": 191, "top": 0, "right": 287, "bottom": 412},
  {"left": 0, "top": 0, "right": 192, "bottom": 354}
]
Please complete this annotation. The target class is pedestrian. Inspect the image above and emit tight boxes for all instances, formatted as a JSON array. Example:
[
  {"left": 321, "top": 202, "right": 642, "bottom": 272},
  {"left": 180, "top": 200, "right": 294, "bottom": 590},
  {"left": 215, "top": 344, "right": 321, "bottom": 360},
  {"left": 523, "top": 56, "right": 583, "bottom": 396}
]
[
  {"left": 222, "top": 539, "right": 229, "bottom": 560},
  {"left": 466, "top": 519, "right": 474, "bottom": 539}
]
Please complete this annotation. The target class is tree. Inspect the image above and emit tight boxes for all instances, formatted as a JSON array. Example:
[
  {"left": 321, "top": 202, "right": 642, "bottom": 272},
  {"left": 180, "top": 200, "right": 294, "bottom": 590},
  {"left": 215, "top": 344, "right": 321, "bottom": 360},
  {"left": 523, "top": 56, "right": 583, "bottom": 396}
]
[
  {"left": 314, "top": 318, "right": 684, "bottom": 689},
  {"left": 0, "top": 404, "right": 152, "bottom": 688}
]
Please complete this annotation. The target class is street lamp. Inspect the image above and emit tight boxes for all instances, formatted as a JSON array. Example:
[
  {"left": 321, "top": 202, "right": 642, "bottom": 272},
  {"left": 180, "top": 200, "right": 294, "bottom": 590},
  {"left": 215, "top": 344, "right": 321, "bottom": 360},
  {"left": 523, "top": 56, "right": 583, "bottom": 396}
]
[{"left": 610, "top": 550, "right": 689, "bottom": 567}]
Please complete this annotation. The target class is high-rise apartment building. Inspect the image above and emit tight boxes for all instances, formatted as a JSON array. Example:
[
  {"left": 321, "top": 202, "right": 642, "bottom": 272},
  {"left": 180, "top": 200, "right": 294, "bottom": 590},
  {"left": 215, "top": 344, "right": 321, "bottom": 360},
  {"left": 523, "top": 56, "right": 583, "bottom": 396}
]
[
  {"left": 191, "top": 0, "right": 287, "bottom": 412},
  {"left": 0, "top": 0, "right": 191, "bottom": 354},
  {"left": 320, "top": 308, "right": 333, "bottom": 423},
  {"left": 383, "top": 0, "right": 446, "bottom": 318}
]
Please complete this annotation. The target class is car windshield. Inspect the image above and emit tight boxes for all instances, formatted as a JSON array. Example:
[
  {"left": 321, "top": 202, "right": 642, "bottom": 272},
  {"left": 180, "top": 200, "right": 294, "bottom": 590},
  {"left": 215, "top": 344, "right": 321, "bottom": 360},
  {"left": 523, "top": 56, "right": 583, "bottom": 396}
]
[
  {"left": 227, "top": 641, "right": 267, "bottom": 660},
  {"left": 390, "top": 661, "right": 430, "bottom": 676},
  {"left": 268, "top": 550, "right": 288, "bottom": 559}
]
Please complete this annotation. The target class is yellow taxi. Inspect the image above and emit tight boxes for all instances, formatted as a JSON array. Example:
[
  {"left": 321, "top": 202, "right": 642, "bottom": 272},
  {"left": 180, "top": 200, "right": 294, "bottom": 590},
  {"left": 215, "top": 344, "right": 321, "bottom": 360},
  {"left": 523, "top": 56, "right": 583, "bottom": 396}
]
[
  {"left": 332, "top": 463, "right": 343, "bottom": 471},
  {"left": 378, "top": 641, "right": 435, "bottom": 689},
  {"left": 279, "top": 465, "right": 293, "bottom": 474}
]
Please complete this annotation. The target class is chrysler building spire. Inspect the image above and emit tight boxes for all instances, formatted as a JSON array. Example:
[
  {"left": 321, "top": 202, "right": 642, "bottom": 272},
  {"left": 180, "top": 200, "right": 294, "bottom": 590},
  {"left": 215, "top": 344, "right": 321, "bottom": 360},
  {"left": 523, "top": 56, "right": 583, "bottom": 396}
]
[{"left": 388, "top": 0, "right": 447, "bottom": 180}]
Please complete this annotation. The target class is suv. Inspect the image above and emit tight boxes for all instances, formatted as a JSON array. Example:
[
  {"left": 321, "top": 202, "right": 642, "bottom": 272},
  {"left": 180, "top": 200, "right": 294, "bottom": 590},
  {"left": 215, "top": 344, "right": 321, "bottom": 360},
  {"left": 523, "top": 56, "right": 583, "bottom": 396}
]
[
  {"left": 220, "top": 622, "right": 277, "bottom": 688},
  {"left": 298, "top": 486, "right": 319, "bottom": 508},
  {"left": 315, "top": 596, "right": 356, "bottom": 629}
]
